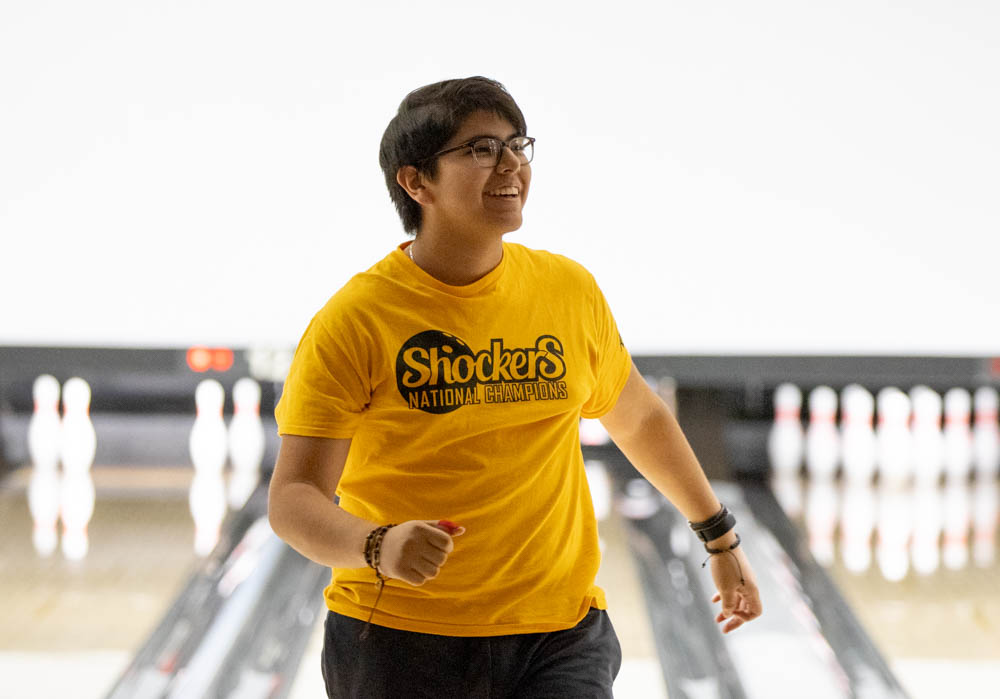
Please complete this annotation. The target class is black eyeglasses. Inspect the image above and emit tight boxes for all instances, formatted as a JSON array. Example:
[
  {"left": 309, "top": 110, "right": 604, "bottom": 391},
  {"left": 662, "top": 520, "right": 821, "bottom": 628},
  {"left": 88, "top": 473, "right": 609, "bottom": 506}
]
[{"left": 423, "top": 136, "right": 535, "bottom": 168}]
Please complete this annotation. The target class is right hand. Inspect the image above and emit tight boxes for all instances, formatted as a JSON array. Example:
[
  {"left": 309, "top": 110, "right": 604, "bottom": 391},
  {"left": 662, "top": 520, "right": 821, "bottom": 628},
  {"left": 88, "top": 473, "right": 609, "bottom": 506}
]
[{"left": 378, "top": 520, "right": 465, "bottom": 586}]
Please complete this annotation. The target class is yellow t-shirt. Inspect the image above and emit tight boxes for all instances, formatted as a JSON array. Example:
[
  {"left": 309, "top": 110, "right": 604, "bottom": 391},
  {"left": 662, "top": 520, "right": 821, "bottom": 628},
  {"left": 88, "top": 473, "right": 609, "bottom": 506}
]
[{"left": 275, "top": 241, "right": 631, "bottom": 636}]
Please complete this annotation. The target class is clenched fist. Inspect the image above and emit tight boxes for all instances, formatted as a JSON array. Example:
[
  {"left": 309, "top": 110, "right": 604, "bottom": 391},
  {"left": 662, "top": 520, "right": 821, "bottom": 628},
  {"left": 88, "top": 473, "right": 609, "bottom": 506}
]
[{"left": 378, "top": 520, "right": 465, "bottom": 586}]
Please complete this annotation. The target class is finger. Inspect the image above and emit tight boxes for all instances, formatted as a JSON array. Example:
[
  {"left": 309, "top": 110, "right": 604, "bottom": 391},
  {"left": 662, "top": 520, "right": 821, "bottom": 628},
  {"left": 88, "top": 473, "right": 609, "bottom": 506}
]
[
  {"left": 399, "top": 569, "right": 426, "bottom": 586},
  {"left": 412, "top": 559, "right": 441, "bottom": 581},
  {"left": 722, "top": 617, "right": 746, "bottom": 634},
  {"left": 421, "top": 522, "right": 456, "bottom": 550},
  {"left": 422, "top": 549, "right": 448, "bottom": 567},
  {"left": 721, "top": 591, "right": 740, "bottom": 617},
  {"left": 729, "top": 600, "right": 761, "bottom": 622},
  {"left": 711, "top": 592, "right": 721, "bottom": 603}
]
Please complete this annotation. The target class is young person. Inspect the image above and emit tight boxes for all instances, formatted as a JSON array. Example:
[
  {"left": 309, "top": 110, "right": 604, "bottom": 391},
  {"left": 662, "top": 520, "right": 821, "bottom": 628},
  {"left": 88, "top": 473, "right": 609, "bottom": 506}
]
[{"left": 268, "top": 76, "right": 762, "bottom": 698}]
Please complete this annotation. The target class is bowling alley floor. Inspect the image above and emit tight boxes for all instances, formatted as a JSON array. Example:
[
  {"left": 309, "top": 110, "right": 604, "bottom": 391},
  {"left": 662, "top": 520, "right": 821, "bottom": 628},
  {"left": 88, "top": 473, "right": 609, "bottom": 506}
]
[
  {"left": 2, "top": 465, "right": 998, "bottom": 699},
  {"left": 0, "top": 465, "right": 666, "bottom": 699},
  {"left": 822, "top": 537, "right": 1000, "bottom": 697}
]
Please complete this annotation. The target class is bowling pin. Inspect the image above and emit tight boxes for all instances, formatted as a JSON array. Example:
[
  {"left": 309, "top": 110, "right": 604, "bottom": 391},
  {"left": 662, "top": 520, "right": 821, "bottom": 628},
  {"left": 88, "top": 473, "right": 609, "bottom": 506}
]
[
  {"left": 804, "top": 478, "right": 838, "bottom": 567},
  {"left": 910, "top": 386, "right": 944, "bottom": 488},
  {"left": 27, "top": 375, "right": 62, "bottom": 557},
  {"left": 580, "top": 417, "right": 611, "bottom": 446},
  {"left": 972, "top": 387, "right": 1000, "bottom": 480},
  {"left": 189, "top": 379, "right": 229, "bottom": 556},
  {"left": 617, "top": 478, "right": 660, "bottom": 520},
  {"left": 585, "top": 460, "right": 612, "bottom": 522},
  {"left": 585, "top": 460, "right": 612, "bottom": 554},
  {"left": 943, "top": 388, "right": 973, "bottom": 484},
  {"left": 876, "top": 388, "right": 912, "bottom": 488},
  {"left": 839, "top": 482, "right": 876, "bottom": 574},
  {"left": 227, "top": 378, "right": 266, "bottom": 509},
  {"left": 972, "top": 477, "right": 997, "bottom": 568},
  {"left": 767, "top": 383, "right": 804, "bottom": 479},
  {"left": 840, "top": 385, "right": 876, "bottom": 487},
  {"left": 942, "top": 479, "right": 971, "bottom": 571},
  {"left": 910, "top": 484, "right": 943, "bottom": 576},
  {"left": 59, "top": 378, "right": 97, "bottom": 561},
  {"left": 875, "top": 484, "right": 912, "bottom": 582},
  {"left": 28, "top": 374, "right": 62, "bottom": 470},
  {"left": 805, "top": 386, "right": 839, "bottom": 481}
]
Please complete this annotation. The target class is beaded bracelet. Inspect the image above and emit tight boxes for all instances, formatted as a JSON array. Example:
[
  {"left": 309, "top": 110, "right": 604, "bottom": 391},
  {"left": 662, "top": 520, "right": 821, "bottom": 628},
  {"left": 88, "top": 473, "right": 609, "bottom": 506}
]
[
  {"left": 700, "top": 533, "right": 745, "bottom": 586},
  {"left": 361, "top": 524, "right": 396, "bottom": 640}
]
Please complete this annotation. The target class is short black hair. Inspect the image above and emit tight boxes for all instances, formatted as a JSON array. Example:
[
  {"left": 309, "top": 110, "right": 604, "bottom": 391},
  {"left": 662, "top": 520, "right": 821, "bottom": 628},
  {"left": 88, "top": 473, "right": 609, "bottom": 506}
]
[{"left": 378, "top": 77, "right": 527, "bottom": 235}]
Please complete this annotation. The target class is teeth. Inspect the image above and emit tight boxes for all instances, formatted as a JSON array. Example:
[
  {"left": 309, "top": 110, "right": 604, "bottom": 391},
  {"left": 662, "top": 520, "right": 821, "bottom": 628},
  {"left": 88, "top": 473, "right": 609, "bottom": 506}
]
[{"left": 488, "top": 186, "right": 519, "bottom": 196}]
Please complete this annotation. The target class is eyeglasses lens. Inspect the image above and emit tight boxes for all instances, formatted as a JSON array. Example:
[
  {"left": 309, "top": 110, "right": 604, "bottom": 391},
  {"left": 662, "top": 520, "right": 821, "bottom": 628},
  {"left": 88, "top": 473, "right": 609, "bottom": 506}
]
[{"left": 470, "top": 138, "right": 533, "bottom": 167}]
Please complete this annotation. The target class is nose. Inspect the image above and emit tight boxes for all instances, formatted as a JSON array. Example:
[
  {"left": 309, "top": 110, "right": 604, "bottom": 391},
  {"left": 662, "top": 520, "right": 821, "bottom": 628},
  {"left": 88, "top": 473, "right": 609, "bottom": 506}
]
[{"left": 496, "top": 145, "right": 522, "bottom": 173}]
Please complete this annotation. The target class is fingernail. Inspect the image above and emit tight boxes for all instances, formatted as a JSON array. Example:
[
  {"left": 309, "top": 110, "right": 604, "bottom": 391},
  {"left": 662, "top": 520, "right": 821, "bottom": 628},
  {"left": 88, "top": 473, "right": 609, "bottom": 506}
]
[{"left": 437, "top": 519, "right": 461, "bottom": 534}]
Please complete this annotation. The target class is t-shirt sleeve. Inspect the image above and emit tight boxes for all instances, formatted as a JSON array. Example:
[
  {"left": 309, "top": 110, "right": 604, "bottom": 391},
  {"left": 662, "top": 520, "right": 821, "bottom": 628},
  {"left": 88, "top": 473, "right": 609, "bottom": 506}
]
[
  {"left": 580, "top": 275, "right": 632, "bottom": 419},
  {"left": 274, "top": 300, "right": 372, "bottom": 439}
]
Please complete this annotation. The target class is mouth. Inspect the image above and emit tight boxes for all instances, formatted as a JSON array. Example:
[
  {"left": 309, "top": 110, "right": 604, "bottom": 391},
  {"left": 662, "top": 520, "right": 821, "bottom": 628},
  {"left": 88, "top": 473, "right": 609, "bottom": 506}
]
[{"left": 485, "top": 185, "right": 520, "bottom": 199}]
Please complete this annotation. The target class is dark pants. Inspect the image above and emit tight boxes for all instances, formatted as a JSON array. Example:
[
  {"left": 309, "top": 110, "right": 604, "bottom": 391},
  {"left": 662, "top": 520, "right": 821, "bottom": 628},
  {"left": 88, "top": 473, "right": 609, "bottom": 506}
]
[{"left": 321, "top": 608, "right": 622, "bottom": 698}]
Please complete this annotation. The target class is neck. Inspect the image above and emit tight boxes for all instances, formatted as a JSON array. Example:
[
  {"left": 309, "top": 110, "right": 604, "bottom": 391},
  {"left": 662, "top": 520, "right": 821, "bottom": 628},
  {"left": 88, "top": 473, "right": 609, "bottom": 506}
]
[{"left": 409, "top": 230, "right": 505, "bottom": 286}]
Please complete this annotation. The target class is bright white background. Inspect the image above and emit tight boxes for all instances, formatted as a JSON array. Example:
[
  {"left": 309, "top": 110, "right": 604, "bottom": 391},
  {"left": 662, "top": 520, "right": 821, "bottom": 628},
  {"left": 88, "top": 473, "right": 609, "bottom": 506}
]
[{"left": 2, "top": 1, "right": 998, "bottom": 354}]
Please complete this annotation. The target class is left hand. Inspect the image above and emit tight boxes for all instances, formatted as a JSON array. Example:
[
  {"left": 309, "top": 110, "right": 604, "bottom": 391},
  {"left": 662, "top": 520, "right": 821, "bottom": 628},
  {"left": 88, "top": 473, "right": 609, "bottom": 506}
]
[{"left": 708, "top": 544, "right": 762, "bottom": 633}]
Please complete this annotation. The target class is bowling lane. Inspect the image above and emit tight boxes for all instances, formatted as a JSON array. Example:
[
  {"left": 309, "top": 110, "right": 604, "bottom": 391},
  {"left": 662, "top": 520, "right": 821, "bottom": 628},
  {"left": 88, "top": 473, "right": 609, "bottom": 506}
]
[
  {"left": 280, "top": 496, "right": 670, "bottom": 698},
  {"left": 10, "top": 422, "right": 994, "bottom": 697},
  {"left": 0, "top": 466, "right": 198, "bottom": 699},
  {"left": 787, "top": 473, "right": 1000, "bottom": 699},
  {"left": 0, "top": 462, "right": 671, "bottom": 699}
]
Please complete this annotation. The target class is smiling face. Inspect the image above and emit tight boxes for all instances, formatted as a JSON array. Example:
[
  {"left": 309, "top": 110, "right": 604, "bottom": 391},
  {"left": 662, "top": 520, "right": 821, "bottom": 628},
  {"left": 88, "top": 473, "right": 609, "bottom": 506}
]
[{"left": 416, "top": 110, "right": 532, "bottom": 240}]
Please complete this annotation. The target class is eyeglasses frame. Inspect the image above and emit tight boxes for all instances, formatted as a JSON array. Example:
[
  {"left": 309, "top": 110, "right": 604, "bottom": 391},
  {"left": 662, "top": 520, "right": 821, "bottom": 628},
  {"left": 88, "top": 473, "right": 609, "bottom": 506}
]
[{"left": 419, "top": 136, "right": 536, "bottom": 168}]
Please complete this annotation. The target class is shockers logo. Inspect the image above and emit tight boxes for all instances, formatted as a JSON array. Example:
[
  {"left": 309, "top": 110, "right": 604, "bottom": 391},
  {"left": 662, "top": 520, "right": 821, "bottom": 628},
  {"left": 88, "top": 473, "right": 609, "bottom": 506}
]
[{"left": 395, "top": 330, "right": 569, "bottom": 414}]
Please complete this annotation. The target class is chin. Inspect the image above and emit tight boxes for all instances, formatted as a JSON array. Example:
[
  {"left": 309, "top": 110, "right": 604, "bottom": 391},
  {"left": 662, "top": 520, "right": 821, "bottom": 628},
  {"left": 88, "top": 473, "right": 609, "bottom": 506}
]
[{"left": 496, "top": 210, "right": 523, "bottom": 231}]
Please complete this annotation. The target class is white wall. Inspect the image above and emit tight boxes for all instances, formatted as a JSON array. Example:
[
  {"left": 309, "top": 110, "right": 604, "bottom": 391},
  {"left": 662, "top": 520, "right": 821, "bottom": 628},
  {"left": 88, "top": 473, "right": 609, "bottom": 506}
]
[{"left": 3, "top": 1, "right": 998, "bottom": 354}]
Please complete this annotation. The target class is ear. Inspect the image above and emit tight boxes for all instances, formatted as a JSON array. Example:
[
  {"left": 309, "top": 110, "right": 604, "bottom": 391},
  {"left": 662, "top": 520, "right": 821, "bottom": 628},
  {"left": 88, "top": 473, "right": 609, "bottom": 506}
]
[{"left": 396, "top": 166, "right": 433, "bottom": 205}]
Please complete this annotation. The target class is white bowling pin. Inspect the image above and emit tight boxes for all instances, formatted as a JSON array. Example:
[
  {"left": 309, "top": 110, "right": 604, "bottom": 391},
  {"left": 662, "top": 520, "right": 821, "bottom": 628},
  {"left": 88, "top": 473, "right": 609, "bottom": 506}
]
[
  {"left": 972, "top": 477, "right": 998, "bottom": 568},
  {"left": 876, "top": 388, "right": 913, "bottom": 488},
  {"left": 27, "top": 375, "right": 62, "bottom": 556},
  {"left": 840, "top": 385, "right": 876, "bottom": 487},
  {"left": 28, "top": 375, "right": 62, "bottom": 470},
  {"left": 585, "top": 460, "right": 612, "bottom": 522},
  {"left": 189, "top": 379, "right": 229, "bottom": 556},
  {"left": 768, "top": 383, "right": 804, "bottom": 479},
  {"left": 875, "top": 484, "right": 912, "bottom": 582},
  {"left": 805, "top": 386, "right": 839, "bottom": 481},
  {"left": 60, "top": 378, "right": 97, "bottom": 476},
  {"left": 910, "top": 484, "right": 943, "bottom": 576},
  {"left": 839, "top": 482, "right": 876, "bottom": 574},
  {"left": 59, "top": 378, "right": 97, "bottom": 561},
  {"left": 617, "top": 479, "right": 660, "bottom": 520},
  {"left": 804, "top": 478, "right": 838, "bottom": 567},
  {"left": 972, "top": 387, "right": 1000, "bottom": 480},
  {"left": 227, "top": 378, "right": 266, "bottom": 509},
  {"left": 943, "top": 388, "right": 973, "bottom": 484},
  {"left": 580, "top": 417, "right": 611, "bottom": 447},
  {"left": 910, "top": 386, "right": 944, "bottom": 488},
  {"left": 942, "top": 479, "right": 971, "bottom": 571}
]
